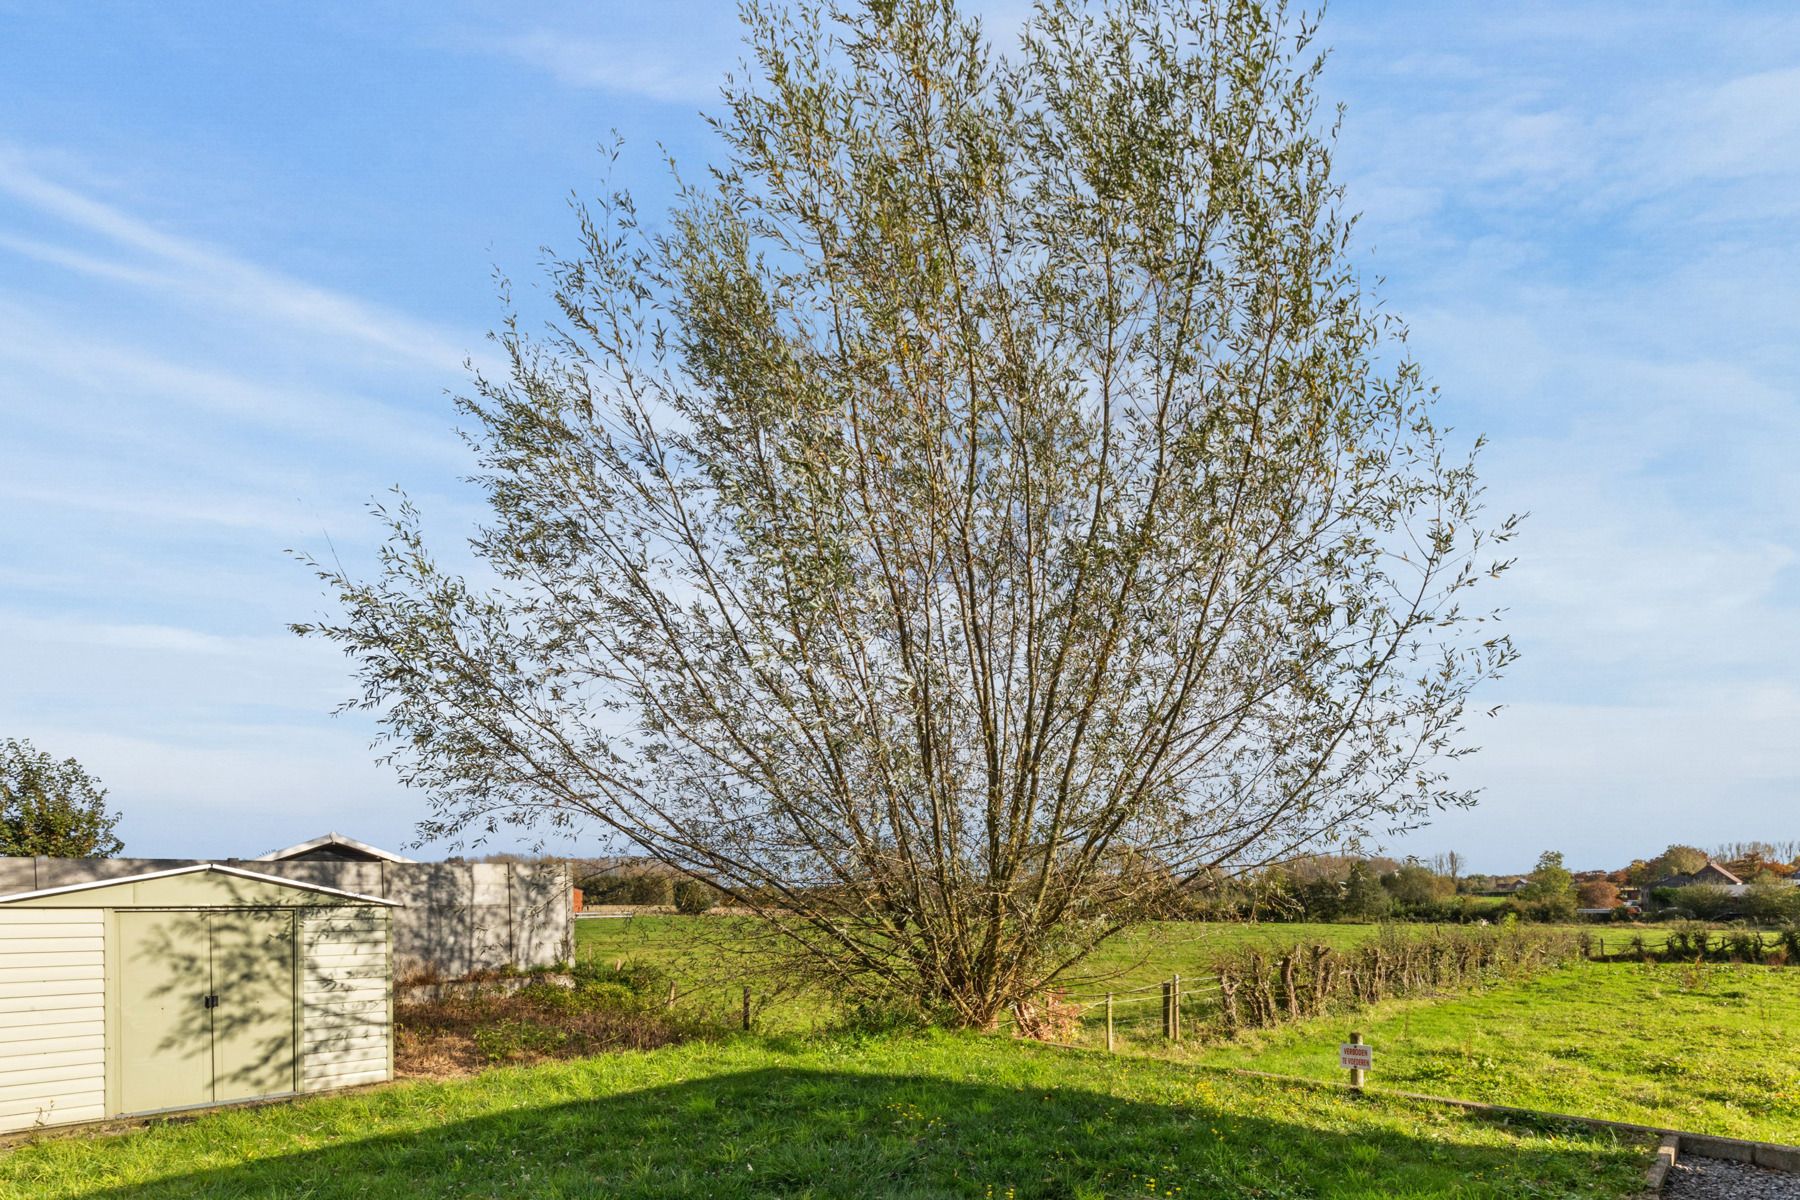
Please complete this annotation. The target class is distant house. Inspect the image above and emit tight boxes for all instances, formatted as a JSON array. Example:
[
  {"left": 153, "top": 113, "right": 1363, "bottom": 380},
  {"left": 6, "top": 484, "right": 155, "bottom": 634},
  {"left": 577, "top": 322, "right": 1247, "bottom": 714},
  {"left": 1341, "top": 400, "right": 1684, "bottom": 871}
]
[{"left": 1651, "top": 860, "right": 1746, "bottom": 896}]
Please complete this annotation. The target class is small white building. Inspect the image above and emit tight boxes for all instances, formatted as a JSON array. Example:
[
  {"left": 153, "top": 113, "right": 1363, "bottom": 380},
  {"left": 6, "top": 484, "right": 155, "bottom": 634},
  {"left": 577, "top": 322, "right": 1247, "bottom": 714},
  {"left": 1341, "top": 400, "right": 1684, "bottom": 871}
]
[{"left": 0, "top": 863, "right": 398, "bottom": 1134}]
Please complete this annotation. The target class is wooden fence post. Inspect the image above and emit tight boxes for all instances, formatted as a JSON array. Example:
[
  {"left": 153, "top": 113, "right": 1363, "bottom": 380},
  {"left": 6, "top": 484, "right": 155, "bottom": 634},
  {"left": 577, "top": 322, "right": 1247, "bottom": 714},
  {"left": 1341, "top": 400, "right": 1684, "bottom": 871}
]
[
  {"left": 1105, "top": 994, "right": 1115, "bottom": 1054},
  {"left": 742, "top": 985, "right": 752, "bottom": 1031},
  {"left": 1161, "top": 980, "right": 1173, "bottom": 1040},
  {"left": 1172, "top": 973, "right": 1181, "bottom": 1043},
  {"left": 1219, "top": 970, "right": 1239, "bottom": 1035},
  {"left": 1348, "top": 1030, "right": 1365, "bottom": 1090}
]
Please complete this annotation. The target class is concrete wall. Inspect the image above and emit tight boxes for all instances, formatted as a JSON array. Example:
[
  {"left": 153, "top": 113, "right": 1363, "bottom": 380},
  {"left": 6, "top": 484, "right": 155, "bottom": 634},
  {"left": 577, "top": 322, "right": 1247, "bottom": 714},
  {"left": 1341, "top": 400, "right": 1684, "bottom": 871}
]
[{"left": 0, "top": 859, "right": 572, "bottom": 979}]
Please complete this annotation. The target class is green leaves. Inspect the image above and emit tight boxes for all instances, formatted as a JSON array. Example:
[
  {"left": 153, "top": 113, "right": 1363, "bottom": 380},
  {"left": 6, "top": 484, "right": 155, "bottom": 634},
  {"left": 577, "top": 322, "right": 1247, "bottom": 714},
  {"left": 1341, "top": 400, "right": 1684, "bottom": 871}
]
[
  {"left": 0, "top": 738, "right": 124, "bottom": 858},
  {"left": 299, "top": 0, "right": 1516, "bottom": 1025}
]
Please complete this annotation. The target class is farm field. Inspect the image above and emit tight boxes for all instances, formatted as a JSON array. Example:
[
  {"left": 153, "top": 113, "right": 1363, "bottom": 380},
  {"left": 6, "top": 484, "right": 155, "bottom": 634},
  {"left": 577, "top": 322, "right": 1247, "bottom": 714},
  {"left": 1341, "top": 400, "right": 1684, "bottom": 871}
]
[
  {"left": 0, "top": 1033, "right": 1652, "bottom": 1199},
  {"left": 573, "top": 915, "right": 1726, "bottom": 1031},
  {"left": 574, "top": 917, "right": 1800, "bottom": 1144},
  {"left": 1190, "top": 961, "right": 1800, "bottom": 1143},
  {"left": 573, "top": 917, "right": 1400, "bottom": 1030}
]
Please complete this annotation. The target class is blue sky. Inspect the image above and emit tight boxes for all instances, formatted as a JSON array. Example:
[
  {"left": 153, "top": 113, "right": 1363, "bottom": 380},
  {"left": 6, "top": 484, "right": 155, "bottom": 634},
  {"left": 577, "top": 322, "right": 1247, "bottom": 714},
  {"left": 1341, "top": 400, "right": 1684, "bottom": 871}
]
[{"left": 2, "top": 2, "right": 1797, "bottom": 870}]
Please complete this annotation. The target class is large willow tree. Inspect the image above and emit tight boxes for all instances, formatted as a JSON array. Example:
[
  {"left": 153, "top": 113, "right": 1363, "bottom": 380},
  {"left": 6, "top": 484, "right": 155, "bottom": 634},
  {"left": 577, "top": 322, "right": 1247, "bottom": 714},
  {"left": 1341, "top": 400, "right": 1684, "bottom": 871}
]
[{"left": 300, "top": 0, "right": 1516, "bottom": 1026}]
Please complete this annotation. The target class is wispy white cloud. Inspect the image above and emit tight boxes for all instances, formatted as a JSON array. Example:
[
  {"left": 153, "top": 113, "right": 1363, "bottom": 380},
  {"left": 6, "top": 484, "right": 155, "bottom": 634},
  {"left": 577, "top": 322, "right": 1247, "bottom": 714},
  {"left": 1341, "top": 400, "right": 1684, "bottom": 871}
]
[
  {"left": 0, "top": 298, "right": 465, "bottom": 465},
  {"left": 1335, "top": 7, "right": 1800, "bottom": 869},
  {"left": 0, "top": 144, "right": 484, "bottom": 373},
  {"left": 492, "top": 31, "right": 727, "bottom": 105}
]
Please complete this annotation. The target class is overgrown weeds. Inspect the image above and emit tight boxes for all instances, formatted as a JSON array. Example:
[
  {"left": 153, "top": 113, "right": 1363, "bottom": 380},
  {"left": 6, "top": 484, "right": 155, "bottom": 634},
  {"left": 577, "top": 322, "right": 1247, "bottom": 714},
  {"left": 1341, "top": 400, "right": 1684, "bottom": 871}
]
[{"left": 396, "top": 961, "right": 695, "bottom": 1076}]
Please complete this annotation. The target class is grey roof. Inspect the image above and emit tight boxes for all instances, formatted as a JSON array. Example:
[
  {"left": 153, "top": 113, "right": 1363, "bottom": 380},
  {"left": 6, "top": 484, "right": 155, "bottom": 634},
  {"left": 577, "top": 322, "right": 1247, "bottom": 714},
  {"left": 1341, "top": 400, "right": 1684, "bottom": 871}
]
[
  {"left": 0, "top": 862, "right": 401, "bottom": 906},
  {"left": 253, "top": 832, "right": 416, "bottom": 864}
]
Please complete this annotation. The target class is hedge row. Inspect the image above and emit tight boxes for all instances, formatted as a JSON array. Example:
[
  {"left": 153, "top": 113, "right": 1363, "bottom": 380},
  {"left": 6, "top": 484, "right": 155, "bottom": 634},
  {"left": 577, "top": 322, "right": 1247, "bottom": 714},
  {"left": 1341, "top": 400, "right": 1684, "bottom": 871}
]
[
  {"left": 1213, "top": 924, "right": 1583, "bottom": 1033},
  {"left": 1588, "top": 924, "right": 1800, "bottom": 965}
]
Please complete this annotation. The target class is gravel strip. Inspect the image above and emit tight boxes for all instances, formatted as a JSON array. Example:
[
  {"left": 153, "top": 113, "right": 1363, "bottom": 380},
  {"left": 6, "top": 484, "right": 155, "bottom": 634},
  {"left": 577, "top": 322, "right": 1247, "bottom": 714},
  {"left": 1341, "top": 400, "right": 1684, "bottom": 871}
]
[{"left": 1665, "top": 1156, "right": 1800, "bottom": 1200}]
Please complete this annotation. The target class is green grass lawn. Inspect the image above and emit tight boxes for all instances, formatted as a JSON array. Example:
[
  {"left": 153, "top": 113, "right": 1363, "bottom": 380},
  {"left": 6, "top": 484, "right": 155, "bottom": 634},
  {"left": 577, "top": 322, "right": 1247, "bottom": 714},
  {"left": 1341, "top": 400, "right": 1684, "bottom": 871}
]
[
  {"left": 1191, "top": 961, "right": 1800, "bottom": 1143},
  {"left": 0, "top": 1033, "right": 1652, "bottom": 1199}
]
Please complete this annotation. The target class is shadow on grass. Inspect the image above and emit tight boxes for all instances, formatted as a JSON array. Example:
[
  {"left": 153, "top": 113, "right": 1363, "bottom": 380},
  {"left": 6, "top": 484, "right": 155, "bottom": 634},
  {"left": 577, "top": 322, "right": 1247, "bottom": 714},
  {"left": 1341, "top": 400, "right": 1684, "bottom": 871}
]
[{"left": 77, "top": 1065, "right": 1643, "bottom": 1199}]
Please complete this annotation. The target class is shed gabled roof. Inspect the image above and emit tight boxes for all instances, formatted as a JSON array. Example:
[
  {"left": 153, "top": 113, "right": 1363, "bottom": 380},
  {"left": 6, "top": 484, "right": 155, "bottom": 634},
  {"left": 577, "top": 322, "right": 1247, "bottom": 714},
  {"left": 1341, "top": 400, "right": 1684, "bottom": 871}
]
[
  {"left": 0, "top": 862, "right": 401, "bottom": 907},
  {"left": 252, "top": 832, "right": 415, "bottom": 864}
]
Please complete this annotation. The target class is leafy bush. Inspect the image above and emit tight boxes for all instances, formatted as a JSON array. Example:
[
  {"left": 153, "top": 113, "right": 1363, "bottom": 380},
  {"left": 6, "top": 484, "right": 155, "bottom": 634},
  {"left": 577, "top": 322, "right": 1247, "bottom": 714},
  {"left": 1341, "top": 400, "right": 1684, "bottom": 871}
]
[
  {"left": 575, "top": 872, "right": 677, "bottom": 906},
  {"left": 833, "top": 995, "right": 932, "bottom": 1038},
  {"left": 674, "top": 879, "right": 719, "bottom": 914},
  {"left": 573, "top": 958, "right": 672, "bottom": 1001},
  {"left": 1679, "top": 886, "right": 1735, "bottom": 922},
  {"left": 1723, "top": 929, "right": 1766, "bottom": 963}
]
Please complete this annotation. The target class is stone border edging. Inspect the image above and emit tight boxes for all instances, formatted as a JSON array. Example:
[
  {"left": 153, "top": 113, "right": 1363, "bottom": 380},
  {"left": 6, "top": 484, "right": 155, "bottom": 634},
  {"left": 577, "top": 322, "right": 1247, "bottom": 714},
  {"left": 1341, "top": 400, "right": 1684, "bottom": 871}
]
[{"left": 1645, "top": 1134, "right": 1680, "bottom": 1193}]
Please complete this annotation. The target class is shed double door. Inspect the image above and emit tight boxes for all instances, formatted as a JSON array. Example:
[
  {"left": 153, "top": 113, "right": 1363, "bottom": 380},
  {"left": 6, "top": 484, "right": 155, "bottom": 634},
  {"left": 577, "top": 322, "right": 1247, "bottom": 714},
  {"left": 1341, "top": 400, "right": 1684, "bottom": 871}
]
[{"left": 116, "top": 909, "right": 297, "bottom": 1115}]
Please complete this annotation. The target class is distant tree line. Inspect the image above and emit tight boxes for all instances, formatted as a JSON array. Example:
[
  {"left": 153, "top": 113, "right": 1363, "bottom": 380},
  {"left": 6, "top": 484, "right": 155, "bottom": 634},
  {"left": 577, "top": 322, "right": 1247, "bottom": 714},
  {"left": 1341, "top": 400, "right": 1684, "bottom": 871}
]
[
  {"left": 560, "top": 838, "right": 1800, "bottom": 930},
  {"left": 1187, "top": 840, "right": 1800, "bottom": 926}
]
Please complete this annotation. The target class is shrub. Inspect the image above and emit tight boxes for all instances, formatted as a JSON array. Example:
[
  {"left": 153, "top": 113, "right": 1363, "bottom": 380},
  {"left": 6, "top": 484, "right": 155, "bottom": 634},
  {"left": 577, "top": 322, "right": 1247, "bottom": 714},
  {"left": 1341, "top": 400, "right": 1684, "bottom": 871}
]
[
  {"left": 834, "top": 995, "right": 930, "bottom": 1039},
  {"left": 674, "top": 879, "right": 719, "bottom": 914},
  {"left": 1723, "top": 929, "right": 1766, "bottom": 963},
  {"left": 575, "top": 980, "right": 639, "bottom": 1007},
  {"left": 573, "top": 958, "right": 672, "bottom": 1002},
  {"left": 578, "top": 872, "right": 677, "bottom": 905},
  {"left": 1680, "top": 886, "right": 1735, "bottom": 922},
  {"left": 625, "top": 874, "right": 675, "bottom": 906}
]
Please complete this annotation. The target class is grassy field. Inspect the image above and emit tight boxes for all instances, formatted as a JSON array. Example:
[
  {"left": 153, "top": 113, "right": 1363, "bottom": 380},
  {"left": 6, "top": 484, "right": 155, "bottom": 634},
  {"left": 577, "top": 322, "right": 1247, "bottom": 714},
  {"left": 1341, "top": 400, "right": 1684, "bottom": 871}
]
[
  {"left": 572, "top": 915, "right": 1697, "bottom": 1033},
  {"left": 0, "top": 1034, "right": 1652, "bottom": 1199},
  {"left": 574, "top": 917, "right": 1800, "bottom": 1143},
  {"left": 1190, "top": 961, "right": 1800, "bottom": 1143},
  {"left": 573, "top": 917, "right": 1397, "bottom": 1032},
  {"left": 575, "top": 916, "right": 1716, "bottom": 989}
]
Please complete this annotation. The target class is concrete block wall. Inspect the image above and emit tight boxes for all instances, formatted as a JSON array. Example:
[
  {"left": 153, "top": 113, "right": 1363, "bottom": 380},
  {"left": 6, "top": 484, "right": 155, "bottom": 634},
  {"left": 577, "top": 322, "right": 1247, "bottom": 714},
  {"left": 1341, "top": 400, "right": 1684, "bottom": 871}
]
[{"left": 0, "top": 857, "right": 573, "bottom": 979}]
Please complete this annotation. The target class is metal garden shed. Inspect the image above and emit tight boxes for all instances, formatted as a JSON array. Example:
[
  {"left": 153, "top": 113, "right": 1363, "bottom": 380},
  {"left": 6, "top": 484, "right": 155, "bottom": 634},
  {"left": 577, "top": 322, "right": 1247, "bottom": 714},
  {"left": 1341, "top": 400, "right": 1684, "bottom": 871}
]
[{"left": 0, "top": 862, "right": 399, "bottom": 1134}]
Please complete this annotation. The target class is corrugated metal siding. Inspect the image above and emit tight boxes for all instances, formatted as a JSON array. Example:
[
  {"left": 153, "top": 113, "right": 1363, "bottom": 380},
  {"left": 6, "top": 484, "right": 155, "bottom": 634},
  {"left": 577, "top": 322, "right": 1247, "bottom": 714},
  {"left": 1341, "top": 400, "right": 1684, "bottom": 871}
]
[
  {"left": 0, "top": 909, "right": 104, "bottom": 1132},
  {"left": 299, "top": 908, "right": 390, "bottom": 1091}
]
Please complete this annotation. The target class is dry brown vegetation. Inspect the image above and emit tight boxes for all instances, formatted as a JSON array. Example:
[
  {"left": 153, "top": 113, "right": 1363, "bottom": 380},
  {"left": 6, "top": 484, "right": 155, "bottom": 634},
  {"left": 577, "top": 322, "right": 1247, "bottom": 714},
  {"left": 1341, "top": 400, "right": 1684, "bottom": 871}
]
[{"left": 394, "top": 980, "right": 688, "bottom": 1077}]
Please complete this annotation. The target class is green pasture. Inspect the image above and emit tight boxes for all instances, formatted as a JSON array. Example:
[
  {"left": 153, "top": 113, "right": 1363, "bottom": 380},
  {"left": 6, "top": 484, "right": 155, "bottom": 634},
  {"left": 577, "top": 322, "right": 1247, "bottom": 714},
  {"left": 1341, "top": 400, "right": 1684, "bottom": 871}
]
[
  {"left": 1191, "top": 960, "right": 1800, "bottom": 1143},
  {"left": 574, "top": 916, "right": 1800, "bottom": 1144},
  {"left": 0, "top": 1034, "right": 1651, "bottom": 1199},
  {"left": 572, "top": 915, "right": 1702, "bottom": 1033}
]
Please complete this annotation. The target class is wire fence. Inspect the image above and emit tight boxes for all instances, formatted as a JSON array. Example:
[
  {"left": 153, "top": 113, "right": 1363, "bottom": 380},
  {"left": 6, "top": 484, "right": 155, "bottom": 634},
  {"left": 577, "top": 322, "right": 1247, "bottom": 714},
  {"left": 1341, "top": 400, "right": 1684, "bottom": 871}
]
[
  {"left": 994, "top": 973, "right": 1226, "bottom": 1052},
  {"left": 570, "top": 922, "right": 1783, "bottom": 1048}
]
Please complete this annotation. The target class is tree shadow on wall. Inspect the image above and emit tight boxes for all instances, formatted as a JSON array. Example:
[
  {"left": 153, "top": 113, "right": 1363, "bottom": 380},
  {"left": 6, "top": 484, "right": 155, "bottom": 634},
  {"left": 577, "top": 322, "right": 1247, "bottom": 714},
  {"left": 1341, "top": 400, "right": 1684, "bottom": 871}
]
[
  {"left": 124, "top": 877, "right": 381, "bottom": 1104},
  {"left": 79, "top": 1064, "right": 1646, "bottom": 1199}
]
